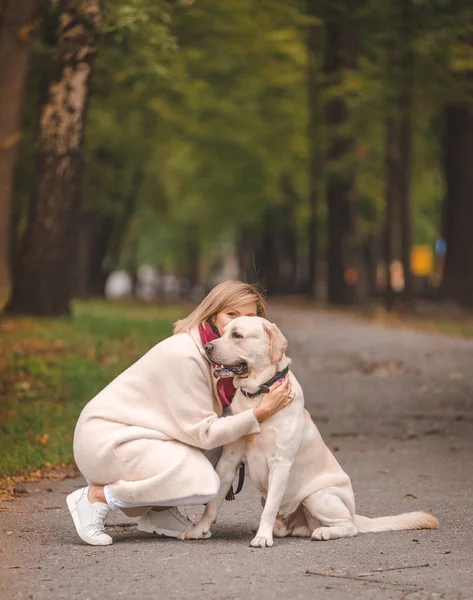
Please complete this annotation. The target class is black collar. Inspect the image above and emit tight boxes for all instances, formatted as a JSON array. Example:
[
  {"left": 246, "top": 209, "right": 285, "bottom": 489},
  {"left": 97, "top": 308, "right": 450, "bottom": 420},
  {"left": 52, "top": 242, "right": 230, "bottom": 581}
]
[{"left": 241, "top": 365, "right": 290, "bottom": 398}]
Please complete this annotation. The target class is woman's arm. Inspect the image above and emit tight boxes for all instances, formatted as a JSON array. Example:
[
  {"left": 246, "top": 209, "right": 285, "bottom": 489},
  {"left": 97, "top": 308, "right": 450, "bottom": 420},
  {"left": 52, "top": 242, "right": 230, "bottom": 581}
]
[
  {"left": 168, "top": 356, "right": 259, "bottom": 450},
  {"left": 165, "top": 355, "right": 292, "bottom": 451}
]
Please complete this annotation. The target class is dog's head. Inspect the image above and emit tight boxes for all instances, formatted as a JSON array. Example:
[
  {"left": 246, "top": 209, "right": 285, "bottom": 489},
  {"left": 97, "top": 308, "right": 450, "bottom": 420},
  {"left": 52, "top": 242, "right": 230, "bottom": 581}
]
[{"left": 204, "top": 316, "right": 288, "bottom": 379}]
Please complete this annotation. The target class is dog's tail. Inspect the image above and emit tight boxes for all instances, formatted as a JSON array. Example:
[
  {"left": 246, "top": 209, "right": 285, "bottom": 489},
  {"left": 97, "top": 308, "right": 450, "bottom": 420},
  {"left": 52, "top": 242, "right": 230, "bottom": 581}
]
[{"left": 354, "top": 511, "right": 438, "bottom": 534}]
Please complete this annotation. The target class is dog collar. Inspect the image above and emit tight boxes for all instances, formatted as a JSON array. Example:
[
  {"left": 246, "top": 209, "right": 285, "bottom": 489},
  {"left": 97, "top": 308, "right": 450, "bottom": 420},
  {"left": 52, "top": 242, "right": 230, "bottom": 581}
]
[{"left": 241, "top": 365, "right": 290, "bottom": 398}]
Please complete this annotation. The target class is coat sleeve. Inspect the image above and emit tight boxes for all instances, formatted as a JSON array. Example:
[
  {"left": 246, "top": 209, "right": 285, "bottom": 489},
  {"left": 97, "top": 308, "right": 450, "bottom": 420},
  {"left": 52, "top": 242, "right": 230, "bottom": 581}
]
[{"left": 164, "top": 353, "right": 261, "bottom": 451}]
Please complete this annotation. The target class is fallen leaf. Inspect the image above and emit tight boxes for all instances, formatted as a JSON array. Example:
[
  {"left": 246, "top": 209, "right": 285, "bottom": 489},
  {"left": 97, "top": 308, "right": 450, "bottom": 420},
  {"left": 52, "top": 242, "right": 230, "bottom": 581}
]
[
  {"left": 404, "top": 493, "right": 418, "bottom": 499},
  {"left": 34, "top": 433, "right": 50, "bottom": 445}
]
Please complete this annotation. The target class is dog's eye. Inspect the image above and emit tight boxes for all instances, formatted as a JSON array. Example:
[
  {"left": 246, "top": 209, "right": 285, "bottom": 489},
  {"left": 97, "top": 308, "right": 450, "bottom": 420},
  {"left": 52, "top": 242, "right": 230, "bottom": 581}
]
[{"left": 232, "top": 331, "right": 243, "bottom": 339}]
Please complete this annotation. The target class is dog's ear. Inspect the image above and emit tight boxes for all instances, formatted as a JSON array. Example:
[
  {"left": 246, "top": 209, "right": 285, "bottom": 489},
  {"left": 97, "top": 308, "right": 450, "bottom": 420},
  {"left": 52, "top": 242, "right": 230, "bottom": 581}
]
[{"left": 263, "top": 322, "right": 288, "bottom": 364}]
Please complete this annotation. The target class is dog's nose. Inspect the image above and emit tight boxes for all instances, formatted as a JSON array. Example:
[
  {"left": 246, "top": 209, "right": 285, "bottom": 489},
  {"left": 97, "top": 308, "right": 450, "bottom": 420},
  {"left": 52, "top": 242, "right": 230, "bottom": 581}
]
[{"left": 204, "top": 343, "right": 213, "bottom": 354}]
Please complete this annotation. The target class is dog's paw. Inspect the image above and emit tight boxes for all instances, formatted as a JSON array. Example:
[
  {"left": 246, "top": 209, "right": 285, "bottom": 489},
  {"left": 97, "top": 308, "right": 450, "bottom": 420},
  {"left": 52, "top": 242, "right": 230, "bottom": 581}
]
[
  {"left": 311, "top": 527, "right": 332, "bottom": 541},
  {"left": 250, "top": 535, "right": 274, "bottom": 548},
  {"left": 177, "top": 527, "right": 212, "bottom": 540}
]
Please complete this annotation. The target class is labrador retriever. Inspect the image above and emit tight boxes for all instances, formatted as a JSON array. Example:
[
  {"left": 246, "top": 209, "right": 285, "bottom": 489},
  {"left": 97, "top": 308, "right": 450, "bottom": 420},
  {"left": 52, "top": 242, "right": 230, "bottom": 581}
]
[{"left": 178, "top": 317, "right": 438, "bottom": 548}]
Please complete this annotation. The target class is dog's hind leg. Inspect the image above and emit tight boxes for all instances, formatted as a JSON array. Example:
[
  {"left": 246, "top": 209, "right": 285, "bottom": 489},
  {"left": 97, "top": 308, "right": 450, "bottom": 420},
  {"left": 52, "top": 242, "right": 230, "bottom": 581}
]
[
  {"left": 274, "top": 505, "right": 311, "bottom": 538},
  {"left": 303, "top": 489, "right": 358, "bottom": 541}
]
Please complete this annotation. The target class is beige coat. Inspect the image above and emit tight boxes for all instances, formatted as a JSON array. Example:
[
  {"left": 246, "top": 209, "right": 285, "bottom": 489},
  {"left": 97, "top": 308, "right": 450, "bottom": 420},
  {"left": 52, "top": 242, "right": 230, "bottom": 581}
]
[{"left": 73, "top": 328, "right": 260, "bottom": 505}]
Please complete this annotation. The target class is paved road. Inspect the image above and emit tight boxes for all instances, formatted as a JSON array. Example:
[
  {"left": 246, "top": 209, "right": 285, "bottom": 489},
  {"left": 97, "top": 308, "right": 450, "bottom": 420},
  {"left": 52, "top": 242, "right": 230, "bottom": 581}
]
[{"left": 2, "top": 306, "right": 473, "bottom": 599}]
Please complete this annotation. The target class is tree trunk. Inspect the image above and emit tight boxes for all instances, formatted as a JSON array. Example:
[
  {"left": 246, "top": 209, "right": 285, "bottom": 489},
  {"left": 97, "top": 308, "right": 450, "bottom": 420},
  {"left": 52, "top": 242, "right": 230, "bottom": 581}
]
[
  {"left": 237, "top": 228, "right": 254, "bottom": 283},
  {"left": 363, "top": 233, "right": 378, "bottom": 299},
  {"left": 323, "top": 0, "right": 358, "bottom": 305},
  {"left": 398, "top": 0, "right": 414, "bottom": 303},
  {"left": 103, "top": 171, "right": 144, "bottom": 280},
  {"left": 86, "top": 217, "right": 114, "bottom": 297},
  {"left": 384, "top": 115, "right": 396, "bottom": 311},
  {"left": 75, "top": 212, "right": 114, "bottom": 298},
  {"left": 280, "top": 174, "right": 299, "bottom": 294},
  {"left": 384, "top": 0, "right": 414, "bottom": 309},
  {"left": 185, "top": 223, "right": 200, "bottom": 289},
  {"left": 241, "top": 192, "right": 299, "bottom": 296},
  {"left": 5, "top": 0, "right": 101, "bottom": 316},
  {"left": 306, "top": 0, "right": 322, "bottom": 299},
  {"left": 0, "top": 0, "right": 39, "bottom": 292},
  {"left": 441, "top": 105, "right": 473, "bottom": 306}
]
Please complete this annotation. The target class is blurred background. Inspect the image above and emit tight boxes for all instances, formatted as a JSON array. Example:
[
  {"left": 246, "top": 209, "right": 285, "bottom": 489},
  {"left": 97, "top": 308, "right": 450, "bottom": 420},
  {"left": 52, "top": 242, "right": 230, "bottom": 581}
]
[
  {"left": 1, "top": 0, "right": 473, "bottom": 314},
  {"left": 1, "top": 0, "right": 473, "bottom": 481}
]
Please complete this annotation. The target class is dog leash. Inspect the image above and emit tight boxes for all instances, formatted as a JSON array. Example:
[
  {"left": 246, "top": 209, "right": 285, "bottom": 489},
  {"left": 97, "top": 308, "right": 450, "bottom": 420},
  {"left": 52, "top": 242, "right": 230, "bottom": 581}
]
[{"left": 225, "top": 463, "right": 245, "bottom": 501}]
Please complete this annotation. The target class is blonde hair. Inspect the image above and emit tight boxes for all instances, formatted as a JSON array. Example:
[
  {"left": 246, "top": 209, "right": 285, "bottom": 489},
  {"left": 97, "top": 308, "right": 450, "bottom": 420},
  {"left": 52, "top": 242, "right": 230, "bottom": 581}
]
[{"left": 173, "top": 280, "right": 266, "bottom": 334}]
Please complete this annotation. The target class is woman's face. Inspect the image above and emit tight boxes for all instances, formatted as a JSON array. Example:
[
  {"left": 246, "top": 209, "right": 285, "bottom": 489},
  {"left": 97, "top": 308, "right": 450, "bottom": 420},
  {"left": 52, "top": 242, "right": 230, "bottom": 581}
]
[{"left": 213, "top": 301, "right": 258, "bottom": 336}]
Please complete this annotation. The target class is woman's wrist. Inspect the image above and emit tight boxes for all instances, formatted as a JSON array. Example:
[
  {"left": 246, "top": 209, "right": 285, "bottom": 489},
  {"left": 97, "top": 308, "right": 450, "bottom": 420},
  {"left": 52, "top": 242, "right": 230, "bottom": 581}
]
[{"left": 253, "top": 406, "right": 268, "bottom": 423}]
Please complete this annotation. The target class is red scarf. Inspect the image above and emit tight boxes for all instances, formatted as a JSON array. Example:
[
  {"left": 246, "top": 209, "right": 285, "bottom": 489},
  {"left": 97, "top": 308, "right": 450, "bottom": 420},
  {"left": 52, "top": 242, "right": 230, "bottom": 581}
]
[{"left": 199, "top": 322, "right": 236, "bottom": 409}]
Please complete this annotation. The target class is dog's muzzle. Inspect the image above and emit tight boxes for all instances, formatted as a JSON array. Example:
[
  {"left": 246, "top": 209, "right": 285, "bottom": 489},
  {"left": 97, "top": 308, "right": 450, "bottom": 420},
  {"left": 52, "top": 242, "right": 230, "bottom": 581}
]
[{"left": 204, "top": 344, "right": 248, "bottom": 377}]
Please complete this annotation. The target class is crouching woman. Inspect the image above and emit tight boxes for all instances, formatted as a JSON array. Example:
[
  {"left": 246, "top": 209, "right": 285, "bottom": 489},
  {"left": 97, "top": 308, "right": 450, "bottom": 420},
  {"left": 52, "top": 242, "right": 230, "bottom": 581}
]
[{"left": 68, "top": 280, "right": 293, "bottom": 545}]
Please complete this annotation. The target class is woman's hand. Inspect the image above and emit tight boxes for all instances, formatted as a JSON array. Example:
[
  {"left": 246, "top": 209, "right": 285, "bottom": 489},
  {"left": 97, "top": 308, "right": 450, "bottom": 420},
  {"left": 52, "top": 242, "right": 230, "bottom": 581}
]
[{"left": 253, "top": 376, "right": 295, "bottom": 423}]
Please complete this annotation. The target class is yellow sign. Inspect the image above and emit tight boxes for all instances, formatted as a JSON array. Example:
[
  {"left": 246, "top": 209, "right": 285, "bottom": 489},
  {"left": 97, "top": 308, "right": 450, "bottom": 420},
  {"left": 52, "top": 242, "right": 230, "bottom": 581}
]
[{"left": 411, "top": 245, "right": 433, "bottom": 277}]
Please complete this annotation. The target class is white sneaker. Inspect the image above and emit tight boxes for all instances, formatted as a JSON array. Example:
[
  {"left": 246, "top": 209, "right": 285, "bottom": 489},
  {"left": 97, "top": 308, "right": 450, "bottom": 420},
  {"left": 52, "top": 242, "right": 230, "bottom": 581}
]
[
  {"left": 137, "top": 507, "right": 194, "bottom": 538},
  {"left": 66, "top": 486, "right": 112, "bottom": 546}
]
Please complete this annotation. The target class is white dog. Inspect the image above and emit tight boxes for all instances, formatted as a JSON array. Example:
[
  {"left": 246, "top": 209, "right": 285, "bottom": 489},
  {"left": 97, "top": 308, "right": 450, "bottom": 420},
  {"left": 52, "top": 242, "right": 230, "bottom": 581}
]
[{"left": 179, "top": 317, "right": 438, "bottom": 548}]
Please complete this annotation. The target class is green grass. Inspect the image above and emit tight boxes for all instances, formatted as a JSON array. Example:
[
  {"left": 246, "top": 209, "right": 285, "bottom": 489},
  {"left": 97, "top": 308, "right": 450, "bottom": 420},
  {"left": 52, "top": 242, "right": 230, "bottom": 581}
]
[{"left": 0, "top": 300, "right": 187, "bottom": 478}]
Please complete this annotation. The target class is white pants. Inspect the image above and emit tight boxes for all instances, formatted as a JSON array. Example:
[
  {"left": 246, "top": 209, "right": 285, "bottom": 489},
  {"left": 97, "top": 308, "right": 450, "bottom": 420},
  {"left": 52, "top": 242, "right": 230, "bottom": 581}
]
[
  {"left": 103, "top": 447, "right": 222, "bottom": 512},
  {"left": 104, "top": 469, "right": 220, "bottom": 511}
]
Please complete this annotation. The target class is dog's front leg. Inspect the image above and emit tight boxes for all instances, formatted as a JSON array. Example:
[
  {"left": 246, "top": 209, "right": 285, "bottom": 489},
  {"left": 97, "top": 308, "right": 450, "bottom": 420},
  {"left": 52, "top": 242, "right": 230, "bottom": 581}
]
[
  {"left": 178, "top": 441, "right": 245, "bottom": 540},
  {"left": 250, "top": 462, "right": 292, "bottom": 548}
]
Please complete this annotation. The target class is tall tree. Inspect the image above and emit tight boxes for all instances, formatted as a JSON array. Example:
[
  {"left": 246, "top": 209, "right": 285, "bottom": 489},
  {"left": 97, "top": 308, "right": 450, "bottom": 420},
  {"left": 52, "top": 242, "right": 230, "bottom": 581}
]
[
  {"left": 306, "top": 0, "right": 322, "bottom": 299},
  {"left": 0, "top": 0, "right": 39, "bottom": 292},
  {"left": 323, "top": 0, "right": 358, "bottom": 305},
  {"left": 441, "top": 104, "right": 473, "bottom": 306},
  {"left": 383, "top": 0, "right": 414, "bottom": 307},
  {"left": 5, "top": 0, "right": 101, "bottom": 316}
]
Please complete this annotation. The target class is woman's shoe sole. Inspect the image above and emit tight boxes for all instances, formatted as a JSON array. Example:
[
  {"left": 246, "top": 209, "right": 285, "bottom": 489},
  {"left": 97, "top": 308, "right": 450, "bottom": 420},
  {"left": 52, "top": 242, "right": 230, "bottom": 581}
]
[{"left": 136, "top": 522, "right": 181, "bottom": 538}]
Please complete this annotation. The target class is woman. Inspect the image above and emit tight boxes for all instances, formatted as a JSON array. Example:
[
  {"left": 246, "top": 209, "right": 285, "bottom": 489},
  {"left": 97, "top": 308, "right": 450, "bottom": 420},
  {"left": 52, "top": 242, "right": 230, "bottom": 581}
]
[{"left": 67, "top": 280, "right": 293, "bottom": 545}]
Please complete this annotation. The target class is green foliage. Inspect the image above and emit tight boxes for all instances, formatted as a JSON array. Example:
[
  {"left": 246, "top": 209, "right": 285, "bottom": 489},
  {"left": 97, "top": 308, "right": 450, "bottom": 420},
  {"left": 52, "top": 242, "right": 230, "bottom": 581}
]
[
  {"left": 83, "top": 0, "right": 310, "bottom": 274},
  {"left": 12, "top": 0, "right": 473, "bottom": 279}
]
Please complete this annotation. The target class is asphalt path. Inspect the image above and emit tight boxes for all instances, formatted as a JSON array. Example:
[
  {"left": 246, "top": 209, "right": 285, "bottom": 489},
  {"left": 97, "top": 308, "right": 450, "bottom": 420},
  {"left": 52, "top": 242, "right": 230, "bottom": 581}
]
[{"left": 2, "top": 305, "right": 473, "bottom": 599}]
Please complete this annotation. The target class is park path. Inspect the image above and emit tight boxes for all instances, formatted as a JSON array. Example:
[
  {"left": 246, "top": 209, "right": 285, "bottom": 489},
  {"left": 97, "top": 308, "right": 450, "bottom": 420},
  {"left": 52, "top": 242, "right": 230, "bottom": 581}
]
[{"left": 2, "top": 305, "right": 473, "bottom": 600}]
